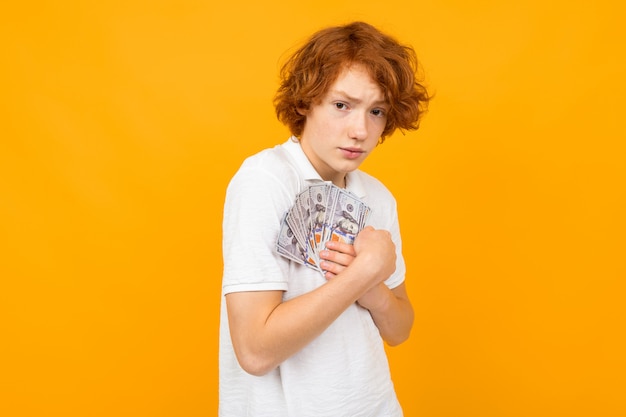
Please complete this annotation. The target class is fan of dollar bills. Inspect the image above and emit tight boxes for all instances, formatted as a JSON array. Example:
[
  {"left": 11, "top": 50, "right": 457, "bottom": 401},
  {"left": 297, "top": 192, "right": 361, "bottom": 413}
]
[{"left": 276, "top": 183, "right": 371, "bottom": 273}]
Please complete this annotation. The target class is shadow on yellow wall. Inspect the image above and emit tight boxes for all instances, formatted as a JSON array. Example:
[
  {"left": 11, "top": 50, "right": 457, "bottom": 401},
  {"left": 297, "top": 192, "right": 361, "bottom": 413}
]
[{"left": 1, "top": 1, "right": 624, "bottom": 416}]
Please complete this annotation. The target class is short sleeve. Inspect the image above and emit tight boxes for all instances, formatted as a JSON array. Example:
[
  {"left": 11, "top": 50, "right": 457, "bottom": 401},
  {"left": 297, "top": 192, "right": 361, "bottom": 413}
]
[{"left": 222, "top": 159, "right": 296, "bottom": 295}]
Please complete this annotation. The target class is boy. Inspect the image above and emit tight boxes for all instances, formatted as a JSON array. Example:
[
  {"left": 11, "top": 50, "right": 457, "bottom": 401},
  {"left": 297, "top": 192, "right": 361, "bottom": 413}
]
[{"left": 220, "top": 21, "right": 430, "bottom": 416}]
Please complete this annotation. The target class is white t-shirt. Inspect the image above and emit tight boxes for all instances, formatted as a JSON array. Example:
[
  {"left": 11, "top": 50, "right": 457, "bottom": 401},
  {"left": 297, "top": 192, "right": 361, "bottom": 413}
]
[{"left": 220, "top": 138, "right": 406, "bottom": 417}]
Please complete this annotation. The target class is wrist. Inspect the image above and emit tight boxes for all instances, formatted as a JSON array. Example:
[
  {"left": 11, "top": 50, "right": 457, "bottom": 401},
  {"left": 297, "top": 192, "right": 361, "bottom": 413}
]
[{"left": 357, "top": 282, "right": 391, "bottom": 313}]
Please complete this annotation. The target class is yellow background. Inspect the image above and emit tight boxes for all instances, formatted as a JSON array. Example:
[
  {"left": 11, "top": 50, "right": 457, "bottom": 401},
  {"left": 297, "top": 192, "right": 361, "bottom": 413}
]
[{"left": 2, "top": 1, "right": 625, "bottom": 416}]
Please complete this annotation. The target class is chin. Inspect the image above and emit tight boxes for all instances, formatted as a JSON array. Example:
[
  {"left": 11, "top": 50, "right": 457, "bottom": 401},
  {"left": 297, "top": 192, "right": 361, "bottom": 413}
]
[{"left": 340, "top": 164, "right": 361, "bottom": 173}]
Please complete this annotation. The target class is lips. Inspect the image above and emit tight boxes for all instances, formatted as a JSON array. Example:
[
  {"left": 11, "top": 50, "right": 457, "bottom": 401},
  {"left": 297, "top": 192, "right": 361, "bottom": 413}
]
[{"left": 339, "top": 147, "right": 365, "bottom": 160}]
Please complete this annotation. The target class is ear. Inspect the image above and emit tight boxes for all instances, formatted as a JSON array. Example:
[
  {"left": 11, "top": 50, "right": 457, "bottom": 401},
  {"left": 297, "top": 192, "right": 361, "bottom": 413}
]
[{"left": 296, "top": 106, "right": 308, "bottom": 116}]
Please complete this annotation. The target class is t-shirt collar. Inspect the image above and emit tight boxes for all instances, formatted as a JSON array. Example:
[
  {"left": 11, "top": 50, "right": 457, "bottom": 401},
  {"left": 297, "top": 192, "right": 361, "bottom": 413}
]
[{"left": 283, "top": 137, "right": 367, "bottom": 199}]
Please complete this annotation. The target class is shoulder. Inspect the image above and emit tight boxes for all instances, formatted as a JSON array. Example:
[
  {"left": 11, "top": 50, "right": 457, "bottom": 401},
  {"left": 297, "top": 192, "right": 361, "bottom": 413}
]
[
  {"left": 352, "top": 170, "right": 396, "bottom": 204},
  {"left": 228, "top": 143, "right": 301, "bottom": 195},
  {"left": 351, "top": 170, "right": 400, "bottom": 231},
  {"left": 237, "top": 144, "right": 298, "bottom": 180}
]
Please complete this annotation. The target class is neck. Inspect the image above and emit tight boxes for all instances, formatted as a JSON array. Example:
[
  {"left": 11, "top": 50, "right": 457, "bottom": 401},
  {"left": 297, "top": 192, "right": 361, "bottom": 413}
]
[{"left": 332, "top": 175, "right": 347, "bottom": 189}]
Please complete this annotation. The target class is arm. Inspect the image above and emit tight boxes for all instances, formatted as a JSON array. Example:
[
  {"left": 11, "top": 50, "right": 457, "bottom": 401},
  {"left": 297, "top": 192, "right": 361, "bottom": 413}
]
[
  {"left": 357, "top": 281, "right": 414, "bottom": 346},
  {"left": 319, "top": 234, "right": 414, "bottom": 346},
  {"left": 226, "top": 226, "right": 396, "bottom": 376}
]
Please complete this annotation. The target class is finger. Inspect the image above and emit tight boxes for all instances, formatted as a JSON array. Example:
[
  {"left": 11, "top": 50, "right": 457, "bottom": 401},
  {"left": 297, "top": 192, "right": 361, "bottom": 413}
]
[
  {"left": 323, "top": 270, "right": 337, "bottom": 280},
  {"left": 319, "top": 259, "right": 346, "bottom": 276},
  {"left": 319, "top": 260, "right": 333, "bottom": 275},
  {"left": 319, "top": 249, "right": 354, "bottom": 267},
  {"left": 324, "top": 240, "right": 356, "bottom": 256}
]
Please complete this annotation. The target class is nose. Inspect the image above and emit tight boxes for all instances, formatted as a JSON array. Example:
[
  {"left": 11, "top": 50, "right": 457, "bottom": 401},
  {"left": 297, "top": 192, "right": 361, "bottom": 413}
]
[{"left": 348, "top": 111, "right": 368, "bottom": 141}]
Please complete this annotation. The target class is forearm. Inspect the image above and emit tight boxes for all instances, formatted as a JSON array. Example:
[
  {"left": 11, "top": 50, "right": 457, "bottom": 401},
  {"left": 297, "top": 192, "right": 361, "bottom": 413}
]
[
  {"left": 319, "top": 229, "right": 413, "bottom": 345},
  {"left": 228, "top": 227, "right": 402, "bottom": 375},
  {"left": 227, "top": 270, "right": 373, "bottom": 376},
  {"left": 361, "top": 282, "right": 414, "bottom": 346}
]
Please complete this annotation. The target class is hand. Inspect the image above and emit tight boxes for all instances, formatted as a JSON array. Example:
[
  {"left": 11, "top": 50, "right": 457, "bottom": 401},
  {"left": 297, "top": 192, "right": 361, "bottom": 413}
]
[
  {"left": 352, "top": 226, "right": 396, "bottom": 283},
  {"left": 318, "top": 240, "right": 356, "bottom": 279},
  {"left": 319, "top": 227, "right": 396, "bottom": 301},
  {"left": 350, "top": 226, "right": 397, "bottom": 310}
]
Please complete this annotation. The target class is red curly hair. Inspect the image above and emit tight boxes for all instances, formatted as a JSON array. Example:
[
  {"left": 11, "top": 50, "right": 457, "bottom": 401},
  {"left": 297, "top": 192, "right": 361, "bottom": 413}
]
[{"left": 274, "top": 21, "right": 430, "bottom": 142}]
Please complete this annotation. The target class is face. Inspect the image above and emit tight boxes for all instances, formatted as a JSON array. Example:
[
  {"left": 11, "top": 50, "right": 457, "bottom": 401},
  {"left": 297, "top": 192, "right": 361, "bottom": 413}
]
[{"left": 299, "top": 64, "right": 388, "bottom": 187}]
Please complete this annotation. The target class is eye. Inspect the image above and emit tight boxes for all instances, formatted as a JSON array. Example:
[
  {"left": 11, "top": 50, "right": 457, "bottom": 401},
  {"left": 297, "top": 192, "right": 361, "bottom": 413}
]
[
  {"left": 371, "top": 108, "right": 386, "bottom": 118},
  {"left": 334, "top": 102, "right": 348, "bottom": 110}
]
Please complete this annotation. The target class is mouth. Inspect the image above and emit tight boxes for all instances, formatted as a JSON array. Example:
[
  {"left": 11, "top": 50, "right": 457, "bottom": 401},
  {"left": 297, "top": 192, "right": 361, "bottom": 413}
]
[{"left": 339, "top": 147, "right": 365, "bottom": 159}]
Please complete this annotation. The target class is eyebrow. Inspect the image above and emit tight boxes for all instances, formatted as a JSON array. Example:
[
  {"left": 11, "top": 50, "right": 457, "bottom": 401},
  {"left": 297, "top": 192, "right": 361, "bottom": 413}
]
[{"left": 330, "top": 90, "right": 388, "bottom": 107}]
